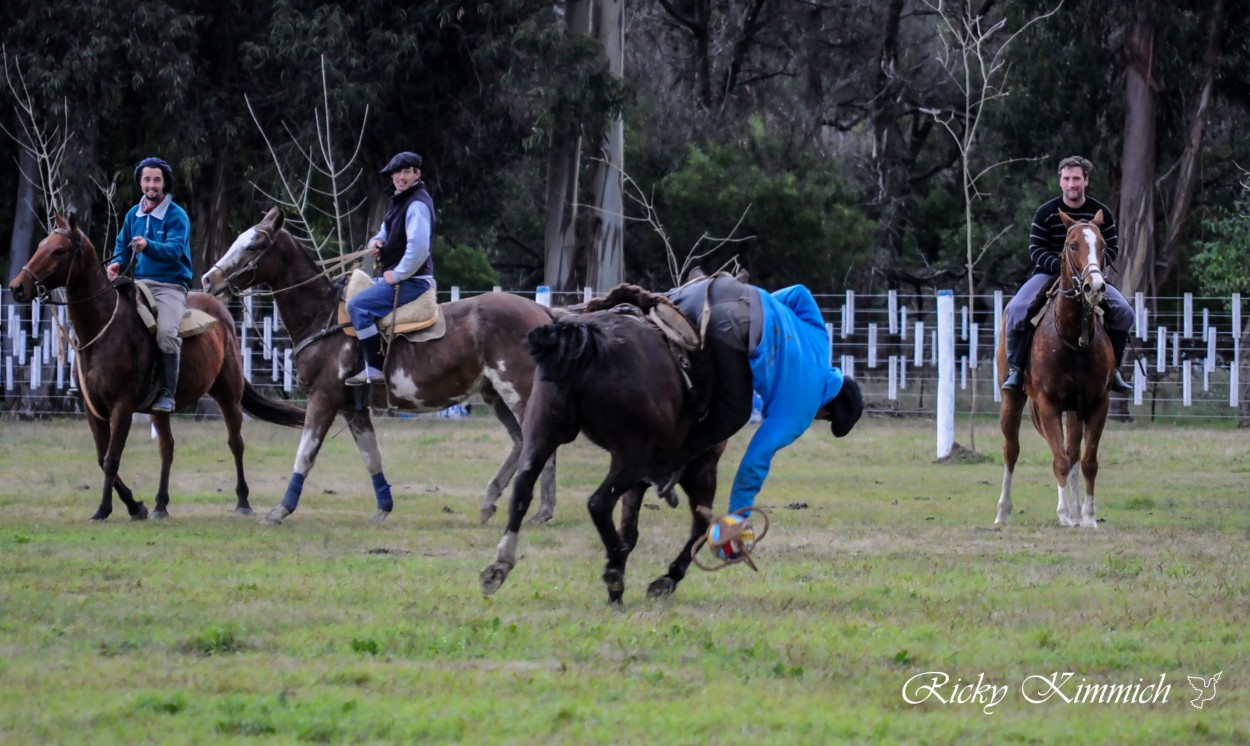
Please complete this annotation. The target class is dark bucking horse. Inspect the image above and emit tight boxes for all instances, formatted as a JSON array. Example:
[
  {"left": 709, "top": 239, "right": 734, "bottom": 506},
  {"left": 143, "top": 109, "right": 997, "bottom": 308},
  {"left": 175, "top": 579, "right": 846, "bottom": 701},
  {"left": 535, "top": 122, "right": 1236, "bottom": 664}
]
[
  {"left": 8, "top": 215, "right": 306, "bottom": 521},
  {"left": 995, "top": 210, "right": 1115, "bottom": 528},
  {"left": 480, "top": 285, "right": 722, "bottom": 604},
  {"left": 202, "top": 207, "right": 558, "bottom": 525}
]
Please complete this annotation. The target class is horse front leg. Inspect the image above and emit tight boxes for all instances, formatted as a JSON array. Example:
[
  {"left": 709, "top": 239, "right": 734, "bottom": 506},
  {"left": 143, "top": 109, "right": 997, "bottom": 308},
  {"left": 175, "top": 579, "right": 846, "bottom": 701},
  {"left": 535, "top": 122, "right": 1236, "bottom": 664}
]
[
  {"left": 215, "top": 393, "right": 252, "bottom": 516},
  {"left": 1033, "top": 401, "right": 1075, "bottom": 527},
  {"left": 996, "top": 390, "right": 1027, "bottom": 525},
  {"left": 150, "top": 413, "right": 175, "bottom": 519},
  {"left": 1078, "top": 401, "right": 1110, "bottom": 529},
  {"left": 647, "top": 448, "right": 719, "bottom": 598},
  {"left": 346, "top": 410, "right": 391, "bottom": 525},
  {"left": 479, "top": 437, "right": 559, "bottom": 595},
  {"left": 481, "top": 382, "right": 576, "bottom": 595},
  {"left": 263, "top": 396, "right": 337, "bottom": 525},
  {"left": 1062, "top": 412, "right": 1085, "bottom": 527},
  {"left": 93, "top": 409, "right": 146, "bottom": 521}
]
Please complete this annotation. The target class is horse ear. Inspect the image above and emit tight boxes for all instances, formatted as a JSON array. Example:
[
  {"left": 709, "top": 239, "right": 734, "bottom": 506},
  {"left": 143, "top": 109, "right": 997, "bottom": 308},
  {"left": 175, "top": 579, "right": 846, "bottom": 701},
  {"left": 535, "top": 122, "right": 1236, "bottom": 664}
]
[
  {"left": 1092, "top": 209, "right": 1104, "bottom": 226},
  {"left": 735, "top": 269, "right": 750, "bottom": 283},
  {"left": 1058, "top": 210, "right": 1074, "bottom": 228},
  {"left": 55, "top": 213, "right": 69, "bottom": 230},
  {"left": 262, "top": 205, "right": 284, "bottom": 232},
  {"left": 68, "top": 211, "right": 79, "bottom": 234}
]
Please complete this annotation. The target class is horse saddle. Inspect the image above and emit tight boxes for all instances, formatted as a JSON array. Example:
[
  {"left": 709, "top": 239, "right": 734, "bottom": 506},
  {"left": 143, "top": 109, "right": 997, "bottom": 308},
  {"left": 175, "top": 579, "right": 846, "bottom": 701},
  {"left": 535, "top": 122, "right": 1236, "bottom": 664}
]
[
  {"left": 134, "top": 280, "right": 216, "bottom": 339},
  {"left": 337, "top": 269, "right": 441, "bottom": 337},
  {"left": 583, "top": 283, "right": 701, "bottom": 351}
]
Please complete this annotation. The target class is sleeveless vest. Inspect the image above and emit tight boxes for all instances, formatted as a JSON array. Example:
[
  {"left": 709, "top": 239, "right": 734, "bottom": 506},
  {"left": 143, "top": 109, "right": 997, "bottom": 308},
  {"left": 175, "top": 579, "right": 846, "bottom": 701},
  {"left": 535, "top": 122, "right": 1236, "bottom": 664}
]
[{"left": 379, "top": 182, "right": 436, "bottom": 276}]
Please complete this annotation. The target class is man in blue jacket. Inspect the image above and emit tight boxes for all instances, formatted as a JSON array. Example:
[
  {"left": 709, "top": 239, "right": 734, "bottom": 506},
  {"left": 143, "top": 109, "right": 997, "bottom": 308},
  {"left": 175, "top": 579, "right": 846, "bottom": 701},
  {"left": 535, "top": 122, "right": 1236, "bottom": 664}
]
[
  {"left": 106, "top": 157, "right": 193, "bottom": 413},
  {"left": 665, "top": 275, "right": 863, "bottom": 517}
]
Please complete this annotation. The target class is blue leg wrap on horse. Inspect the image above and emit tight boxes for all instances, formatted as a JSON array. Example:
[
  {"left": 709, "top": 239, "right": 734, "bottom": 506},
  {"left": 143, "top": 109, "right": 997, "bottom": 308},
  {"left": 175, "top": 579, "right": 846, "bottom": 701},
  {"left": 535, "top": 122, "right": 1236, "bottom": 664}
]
[
  {"left": 281, "top": 472, "right": 306, "bottom": 512},
  {"left": 372, "top": 472, "right": 393, "bottom": 512}
]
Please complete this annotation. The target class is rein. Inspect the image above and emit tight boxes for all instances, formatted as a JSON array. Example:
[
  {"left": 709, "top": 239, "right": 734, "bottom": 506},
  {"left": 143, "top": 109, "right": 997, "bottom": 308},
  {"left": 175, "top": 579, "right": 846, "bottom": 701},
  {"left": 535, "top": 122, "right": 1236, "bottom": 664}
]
[
  {"left": 1058, "top": 224, "right": 1106, "bottom": 350},
  {"left": 209, "top": 227, "right": 370, "bottom": 297}
]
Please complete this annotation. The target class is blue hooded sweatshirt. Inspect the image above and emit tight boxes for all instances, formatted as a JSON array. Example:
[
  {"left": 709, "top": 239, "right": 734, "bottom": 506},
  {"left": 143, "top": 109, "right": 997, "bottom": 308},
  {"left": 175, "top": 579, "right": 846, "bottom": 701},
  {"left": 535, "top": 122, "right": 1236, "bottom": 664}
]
[{"left": 728, "top": 285, "right": 844, "bottom": 513}]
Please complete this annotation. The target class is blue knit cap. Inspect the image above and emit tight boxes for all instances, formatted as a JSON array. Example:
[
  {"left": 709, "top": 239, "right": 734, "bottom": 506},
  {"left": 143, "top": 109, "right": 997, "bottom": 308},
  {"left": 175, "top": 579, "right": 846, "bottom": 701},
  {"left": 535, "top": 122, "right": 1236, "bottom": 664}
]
[{"left": 134, "top": 157, "right": 174, "bottom": 192}]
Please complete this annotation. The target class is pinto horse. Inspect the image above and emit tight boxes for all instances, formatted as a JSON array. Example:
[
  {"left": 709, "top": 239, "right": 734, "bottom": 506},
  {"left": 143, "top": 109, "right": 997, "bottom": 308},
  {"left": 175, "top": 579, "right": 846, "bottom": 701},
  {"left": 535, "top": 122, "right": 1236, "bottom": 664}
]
[
  {"left": 995, "top": 210, "right": 1115, "bottom": 528},
  {"left": 8, "top": 215, "right": 305, "bottom": 521},
  {"left": 202, "top": 207, "right": 558, "bottom": 525},
  {"left": 480, "top": 287, "right": 722, "bottom": 604}
]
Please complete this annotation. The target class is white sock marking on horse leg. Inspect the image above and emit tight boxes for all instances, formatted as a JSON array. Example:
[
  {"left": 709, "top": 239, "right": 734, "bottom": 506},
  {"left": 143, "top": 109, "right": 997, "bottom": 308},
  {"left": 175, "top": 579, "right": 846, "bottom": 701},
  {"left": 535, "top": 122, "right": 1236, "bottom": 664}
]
[
  {"left": 353, "top": 428, "right": 383, "bottom": 473},
  {"left": 292, "top": 427, "right": 323, "bottom": 474},
  {"left": 495, "top": 531, "right": 519, "bottom": 569},
  {"left": 995, "top": 465, "right": 1014, "bottom": 524}
]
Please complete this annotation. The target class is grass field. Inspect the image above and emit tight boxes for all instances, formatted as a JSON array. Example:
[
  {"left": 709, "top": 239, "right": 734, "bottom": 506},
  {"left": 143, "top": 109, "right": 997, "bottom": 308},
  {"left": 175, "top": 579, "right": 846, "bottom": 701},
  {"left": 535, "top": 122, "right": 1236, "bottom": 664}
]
[{"left": 0, "top": 414, "right": 1247, "bottom": 744}]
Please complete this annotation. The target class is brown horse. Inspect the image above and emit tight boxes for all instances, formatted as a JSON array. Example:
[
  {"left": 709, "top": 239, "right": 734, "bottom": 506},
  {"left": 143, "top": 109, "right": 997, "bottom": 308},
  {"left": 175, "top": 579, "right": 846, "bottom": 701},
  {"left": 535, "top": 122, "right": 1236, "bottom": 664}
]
[
  {"left": 8, "top": 215, "right": 305, "bottom": 521},
  {"left": 995, "top": 210, "right": 1114, "bottom": 528},
  {"left": 201, "top": 207, "right": 558, "bottom": 525},
  {"left": 480, "top": 287, "right": 722, "bottom": 604}
]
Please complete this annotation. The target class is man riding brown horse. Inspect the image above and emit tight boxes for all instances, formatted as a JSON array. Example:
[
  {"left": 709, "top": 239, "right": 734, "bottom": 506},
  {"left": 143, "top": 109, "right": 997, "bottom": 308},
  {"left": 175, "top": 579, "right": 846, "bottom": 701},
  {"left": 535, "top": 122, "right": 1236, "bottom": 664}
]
[{"left": 1002, "top": 156, "right": 1133, "bottom": 394}]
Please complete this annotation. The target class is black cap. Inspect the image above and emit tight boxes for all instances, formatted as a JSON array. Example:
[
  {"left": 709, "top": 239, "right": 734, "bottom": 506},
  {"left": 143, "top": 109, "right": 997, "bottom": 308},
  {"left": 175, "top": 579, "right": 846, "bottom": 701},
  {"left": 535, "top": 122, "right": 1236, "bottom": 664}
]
[
  {"left": 828, "top": 377, "right": 863, "bottom": 438},
  {"left": 380, "top": 151, "right": 423, "bottom": 175},
  {"left": 134, "top": 157, "right": 174, "bottom": 191}
]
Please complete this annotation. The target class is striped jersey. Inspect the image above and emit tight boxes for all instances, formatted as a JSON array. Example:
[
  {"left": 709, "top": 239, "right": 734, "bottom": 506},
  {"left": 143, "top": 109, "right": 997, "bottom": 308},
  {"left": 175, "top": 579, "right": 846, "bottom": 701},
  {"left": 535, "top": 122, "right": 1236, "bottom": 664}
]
[{"left": 1028, "top": 195, "right": 1119, "bottom": 276}]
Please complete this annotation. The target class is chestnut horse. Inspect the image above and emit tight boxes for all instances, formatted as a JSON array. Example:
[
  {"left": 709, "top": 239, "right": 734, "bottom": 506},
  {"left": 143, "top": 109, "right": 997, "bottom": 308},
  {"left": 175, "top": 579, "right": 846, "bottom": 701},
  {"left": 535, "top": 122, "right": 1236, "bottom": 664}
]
[
  {"left": 8, "top": 215, "right": 305, "bottom": 521},
  {"left": 995, "top": 210, "right": 1115, "bottom": 528},
  {"left": 202, "top": 207, "right": 558, "bottom": 525},
  {"left": 480, "top": 287, "right": 722, "bottom": 604}
]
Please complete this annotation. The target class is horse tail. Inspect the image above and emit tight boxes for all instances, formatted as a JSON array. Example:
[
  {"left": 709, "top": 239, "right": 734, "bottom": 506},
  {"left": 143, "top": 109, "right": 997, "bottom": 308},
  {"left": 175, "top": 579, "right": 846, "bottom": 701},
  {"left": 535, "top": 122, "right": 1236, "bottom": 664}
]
[
  {"left": 240, "top": 381, "right": 306, "bottom": 428},
  {"left": 527, "top": 319, "right": 603, "bottom": 387}
]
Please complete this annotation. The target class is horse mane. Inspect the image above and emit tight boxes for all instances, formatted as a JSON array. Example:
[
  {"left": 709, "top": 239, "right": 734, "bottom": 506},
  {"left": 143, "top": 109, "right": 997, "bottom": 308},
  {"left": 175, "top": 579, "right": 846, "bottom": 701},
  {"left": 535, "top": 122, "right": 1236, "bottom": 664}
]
[
  {"left": 582, "top": 283, "right": 676, "bottom": 315},
  {"left": 527, "top": 318, "right": 604, "bottom": 386}
]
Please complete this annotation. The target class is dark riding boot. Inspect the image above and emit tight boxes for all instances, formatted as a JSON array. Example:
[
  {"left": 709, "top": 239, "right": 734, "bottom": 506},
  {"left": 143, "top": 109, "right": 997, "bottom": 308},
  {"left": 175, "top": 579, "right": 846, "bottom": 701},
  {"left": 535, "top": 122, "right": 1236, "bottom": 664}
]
[
  {"left": 1107, "top": 329, "right": 1133, "bottom": 393},
  {"left": 152, "top": 352, "right": 179, "bottom": 413},
  {"left": 1001, "top": 329, "right": 1031, "bottom": 391},
  {"left": 346, "top": 335, "right": 385, "bottom": 387}
]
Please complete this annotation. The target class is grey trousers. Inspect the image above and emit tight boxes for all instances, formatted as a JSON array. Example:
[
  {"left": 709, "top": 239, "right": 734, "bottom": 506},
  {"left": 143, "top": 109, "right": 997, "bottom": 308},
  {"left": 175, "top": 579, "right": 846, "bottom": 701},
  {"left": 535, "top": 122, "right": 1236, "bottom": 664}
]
[
  {"left": 143, "top": 281, "right": 189, "bottom": 354},
  {"left": 1004, "top": 273, "right": 1134, "bottom": 333}
]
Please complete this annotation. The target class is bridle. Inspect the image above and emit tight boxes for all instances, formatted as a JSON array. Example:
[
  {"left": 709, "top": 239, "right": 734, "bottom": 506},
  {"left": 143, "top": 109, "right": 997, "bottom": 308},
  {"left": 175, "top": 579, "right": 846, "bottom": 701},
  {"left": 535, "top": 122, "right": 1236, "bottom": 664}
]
[
  {"left": 207, "top": 226, "right": 271, "bottom": 297},
  {"left": 18, "top": 228, "right": 128, "bottom": 306},
  {"left": 1058, "top": 222, "right": 1106, "bottom": 349},
  {"left": 207, "top": 226, "right": 368, "bottom": 297}
]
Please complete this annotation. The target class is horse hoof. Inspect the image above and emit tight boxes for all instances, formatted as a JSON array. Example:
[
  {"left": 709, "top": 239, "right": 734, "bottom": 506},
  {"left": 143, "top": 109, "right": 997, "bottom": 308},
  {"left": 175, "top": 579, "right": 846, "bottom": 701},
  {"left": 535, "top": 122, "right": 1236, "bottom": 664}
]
[
  {"left": 262, "top": 506, "right": 291, "bottom": 525},
  {"left": 130, "top": 504, "right": 149, "bottom": 521},
  {"left": 234, "top": 507, "right": 254, "bottom": 517},
  {"left": 151, "top": 510, "right": 169, "bottom": 520},
  {"left": 602, "top": 569, "right": 625, "bottom": 601},
  {"left": 479, "top": 505, "right": 497, "bottom": 524},
  {"left": 480, "top": 563, "right": 511, "bottom": 595},
  {"left": 526, "top": 510, "right": 553, "bottom": 525},
  {"left": 646, "top": 577, "right": 677, "bottom": 598},
  {"left": 89, "top": 514, "right": 109, "bottom": 522},
  {"left": 1081, "top": 518, "right": 1098, "bottom": 529},
  {"left": 369, "top": 510, "right": 390, "bottom": 526}
]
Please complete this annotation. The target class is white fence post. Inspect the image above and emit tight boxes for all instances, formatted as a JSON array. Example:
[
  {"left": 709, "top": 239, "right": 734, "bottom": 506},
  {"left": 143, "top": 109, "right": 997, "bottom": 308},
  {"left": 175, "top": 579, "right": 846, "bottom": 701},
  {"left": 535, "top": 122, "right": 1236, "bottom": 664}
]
[{"left": 936, "top": 289, "right": 955, "bottom": 459}]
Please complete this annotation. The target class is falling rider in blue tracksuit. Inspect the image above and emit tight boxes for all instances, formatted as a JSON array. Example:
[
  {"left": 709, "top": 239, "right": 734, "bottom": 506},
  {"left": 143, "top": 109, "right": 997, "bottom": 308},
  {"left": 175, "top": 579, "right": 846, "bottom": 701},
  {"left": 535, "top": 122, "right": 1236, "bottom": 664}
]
[{"left": 665, "top": 275, "right": 863, "bottom": 517}]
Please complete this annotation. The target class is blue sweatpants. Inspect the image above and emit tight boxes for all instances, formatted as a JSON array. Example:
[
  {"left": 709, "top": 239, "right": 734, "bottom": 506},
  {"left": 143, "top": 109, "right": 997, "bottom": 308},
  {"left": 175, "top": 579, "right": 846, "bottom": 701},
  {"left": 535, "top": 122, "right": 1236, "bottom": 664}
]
[{"left": 347, "top": 277, "right": 432, "bottom": 335}]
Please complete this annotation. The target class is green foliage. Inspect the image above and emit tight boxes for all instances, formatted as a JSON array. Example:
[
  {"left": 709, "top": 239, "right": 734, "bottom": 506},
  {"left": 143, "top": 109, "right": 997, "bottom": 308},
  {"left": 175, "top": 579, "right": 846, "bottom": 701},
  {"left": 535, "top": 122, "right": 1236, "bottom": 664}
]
[
  {"left": 1192, "top": 197, "right": 1250, "bottom": 298},
  {"left": 436, "top": 240, "right": 501, "bottom": 291},
  {"left": 636, "top": 120, "right": 876, "bottom": 291}
]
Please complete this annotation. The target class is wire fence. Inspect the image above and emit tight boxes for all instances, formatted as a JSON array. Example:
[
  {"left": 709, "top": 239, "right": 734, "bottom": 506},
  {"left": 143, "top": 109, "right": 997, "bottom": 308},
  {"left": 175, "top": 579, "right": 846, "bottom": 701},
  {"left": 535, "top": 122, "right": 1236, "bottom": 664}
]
[{"left": 2, "top": 286, "right": 1246, "bottom": 424}]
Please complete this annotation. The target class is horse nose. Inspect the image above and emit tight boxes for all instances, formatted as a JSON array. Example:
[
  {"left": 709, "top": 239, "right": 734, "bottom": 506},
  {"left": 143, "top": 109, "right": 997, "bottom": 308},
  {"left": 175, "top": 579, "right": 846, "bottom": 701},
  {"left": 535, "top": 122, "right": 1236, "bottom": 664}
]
[
  {"left": 201, "top": 269, "right": 219, "bottom": 293},
  {"left": 10, "top": 281, "right": 27, "bottom": 303},
  {"left": 1084, "top": 274, "right": 1105, "bottom": 300}
]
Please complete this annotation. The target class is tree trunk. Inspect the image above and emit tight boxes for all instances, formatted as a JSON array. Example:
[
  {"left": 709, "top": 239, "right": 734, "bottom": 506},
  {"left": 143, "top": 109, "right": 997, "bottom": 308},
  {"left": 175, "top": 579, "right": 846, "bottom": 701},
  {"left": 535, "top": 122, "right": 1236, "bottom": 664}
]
[
  {"left": 1115, "top": 1, "right": 1159, "bottom": 299},
  {"left": 1157, "top": 0, "right": 1224, "bottom": 286},
  {"left": 6, "top": 143, "right": 38, "bottom": 280},
  {"left": 585, "top": 0, "right": 625, "bottom": 292},
  {"left": 191, "top": 145, "right": 232, "bottom": 278},
  {"left": 543, "top": 0, "right": 590, "bottom": 293}
]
